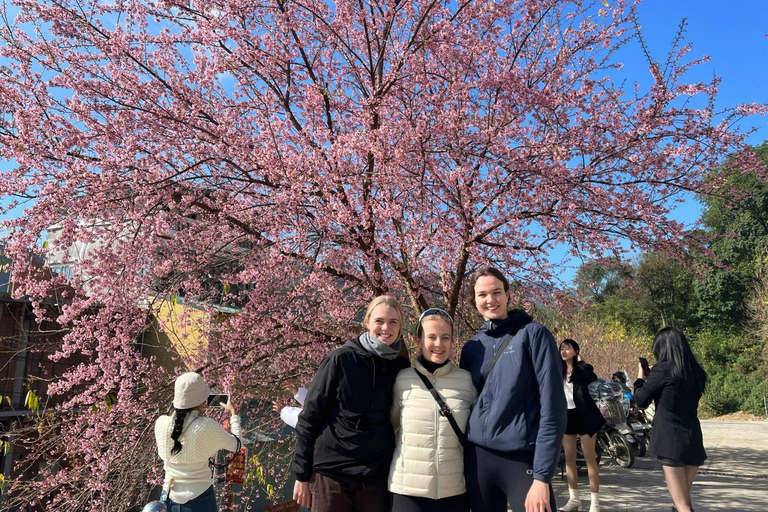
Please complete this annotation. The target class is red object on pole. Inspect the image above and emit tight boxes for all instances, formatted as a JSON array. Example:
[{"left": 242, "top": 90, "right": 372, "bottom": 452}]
[{"left": 225, "top": 448, "right": 246, "bottom": 484}]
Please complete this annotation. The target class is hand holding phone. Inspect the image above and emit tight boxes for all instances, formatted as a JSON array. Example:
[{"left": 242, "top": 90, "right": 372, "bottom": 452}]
[
  {"left": 207, "top": 394, "right": 229, "bottom": 407},
  {"left": 638, "top": 357, "right": 650, "bottom": 376}
]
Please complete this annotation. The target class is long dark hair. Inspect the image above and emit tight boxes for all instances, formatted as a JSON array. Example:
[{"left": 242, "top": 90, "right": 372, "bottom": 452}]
[
  {"left": 652, "top": 327, "right": 707, "bottom": 397},
  {"left": 559, "top": 339, "right": 580, "bottom": 382},
  {"left": 170, "top": 406, "right": 195, "bottom": 455}
]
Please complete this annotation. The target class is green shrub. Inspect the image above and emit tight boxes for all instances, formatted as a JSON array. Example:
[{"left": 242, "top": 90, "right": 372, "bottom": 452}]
[
  {"left": 692, "top": 330, "right": 749, "bottom": 368},
  {"left": 699, "top": 370, "right": 762, "bottom": 417},
  {"left": 700, "top": 384, "right": 740, "bottom": 417},
  {"left": 743, "top": 376, "right": 768, "bottom": 418}
]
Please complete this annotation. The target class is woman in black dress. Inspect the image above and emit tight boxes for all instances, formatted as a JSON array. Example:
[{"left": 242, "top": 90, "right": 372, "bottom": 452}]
[
  {"left": 558, "top": 339, "right": 605, "bottom": 512},
  {"left": 634, "top": 327, "right": 707, "bottom": 512}
]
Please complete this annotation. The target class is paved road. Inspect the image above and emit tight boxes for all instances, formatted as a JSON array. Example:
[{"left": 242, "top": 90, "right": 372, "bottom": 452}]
[{"left": 551, "top": 420, "right": 768, "bottom": 512}]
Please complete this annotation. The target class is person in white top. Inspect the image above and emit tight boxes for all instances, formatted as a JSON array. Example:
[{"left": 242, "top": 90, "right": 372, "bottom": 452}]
[
  {"left": 559, "top": 340, "right": 605, "bottom": 512},
  {"left": 388, "top": 308, "right": 477, "bottom": 512},
  {"left": 272, "top": 380, "right": 308, "bottom": 428},
  {"left": 154, "top": 372, "right": 242, "bottom": 511}
]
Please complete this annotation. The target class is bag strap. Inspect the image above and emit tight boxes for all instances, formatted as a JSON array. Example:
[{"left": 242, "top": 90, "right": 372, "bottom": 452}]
[
  {"left": 414, "top": 369, "right": 466, "bottom": 444},
  {"left": 479, "top": 319, "right": 532, "bottom": 391},
  {"left": 160, "top": 477, "right": 174, "bottom": 504},
  {"left": 209, "top": 433, "right": 242, "bottom": 471}
]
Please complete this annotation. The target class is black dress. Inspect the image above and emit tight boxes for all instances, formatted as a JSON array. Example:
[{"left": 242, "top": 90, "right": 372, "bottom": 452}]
[{"left": 634, "top": 361, "right": 707, "bottom": 465}]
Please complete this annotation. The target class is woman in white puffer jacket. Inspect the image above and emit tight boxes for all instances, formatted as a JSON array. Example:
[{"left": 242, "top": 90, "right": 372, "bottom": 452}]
[{"left": 389, "top": 308, "right": 477, "bottom": 512}]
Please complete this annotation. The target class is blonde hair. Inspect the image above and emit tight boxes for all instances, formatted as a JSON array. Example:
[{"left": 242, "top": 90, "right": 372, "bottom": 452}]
[{"left": 362, "top": 295, "right": 404, "bottom": 328}]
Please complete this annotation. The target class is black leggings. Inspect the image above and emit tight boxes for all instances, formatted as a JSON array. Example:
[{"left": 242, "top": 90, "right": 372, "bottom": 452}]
[
  {"left": 391, "top": 493, "right": 469, "bottom": 512},
  {"left": 464, "top": 443, "right": 557, "bottom": 512}
]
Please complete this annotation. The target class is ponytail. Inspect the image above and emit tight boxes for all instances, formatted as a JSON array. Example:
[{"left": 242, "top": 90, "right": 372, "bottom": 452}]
[{"left": 170, "top": 407, "right": 194, "bottom": 455}]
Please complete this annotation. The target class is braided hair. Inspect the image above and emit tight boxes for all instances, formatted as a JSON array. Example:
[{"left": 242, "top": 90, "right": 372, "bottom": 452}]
[{"left": 170, "top": 406, "right": 194, "bottom": 455}]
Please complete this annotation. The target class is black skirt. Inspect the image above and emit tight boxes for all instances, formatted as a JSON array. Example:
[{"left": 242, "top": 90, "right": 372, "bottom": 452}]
[{"left": 565, "top": 408, "right": 598, "bottom": 436}]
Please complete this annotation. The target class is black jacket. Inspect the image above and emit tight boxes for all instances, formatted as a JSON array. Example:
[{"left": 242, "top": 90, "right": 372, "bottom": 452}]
[
  {"left": 291, "top": 337, "right": 410, "bottom": 483},
  {"left": 567, "top": 361, "right": 605, "bottom": 435},
  {"left": 634, "top": 361, "right": 706, "bottom": 464}
]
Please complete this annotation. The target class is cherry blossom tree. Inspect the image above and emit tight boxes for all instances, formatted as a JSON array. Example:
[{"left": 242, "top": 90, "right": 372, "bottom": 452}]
[{"left": 0, "top": 0, "right": 764, "bottom": 508}]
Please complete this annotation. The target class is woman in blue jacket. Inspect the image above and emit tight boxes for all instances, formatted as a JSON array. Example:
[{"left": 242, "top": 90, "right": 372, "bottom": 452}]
[{"left": 460, "top": 267, "right": 567, "bottom": 512}]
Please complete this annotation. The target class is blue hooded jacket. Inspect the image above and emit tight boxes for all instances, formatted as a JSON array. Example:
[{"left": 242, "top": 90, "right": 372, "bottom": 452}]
[{"left": 459, "top": 310, "right": 567, "bottom": 483}]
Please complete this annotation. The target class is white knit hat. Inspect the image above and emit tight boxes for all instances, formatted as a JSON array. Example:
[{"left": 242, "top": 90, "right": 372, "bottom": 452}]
[{"left": 173, "top": 372, "right": 211, "bottom": 409}]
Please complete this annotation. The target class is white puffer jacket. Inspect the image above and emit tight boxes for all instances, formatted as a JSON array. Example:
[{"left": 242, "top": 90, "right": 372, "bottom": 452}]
[{"left": 388, "top": 359, "right": 477, "bottom": 499}]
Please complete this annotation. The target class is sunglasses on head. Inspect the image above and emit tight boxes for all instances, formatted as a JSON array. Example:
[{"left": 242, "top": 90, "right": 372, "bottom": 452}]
[
  {"left": 417, "top": 308, "right": 453, "bottom": 336},
  {"left": 418, "top": 308, "right": 453, "bottom": 324}
]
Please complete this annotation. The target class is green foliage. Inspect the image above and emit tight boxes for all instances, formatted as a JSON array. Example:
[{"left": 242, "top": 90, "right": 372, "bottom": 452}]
[
  {"left": 636, "top": 253, "right": 698, "bottom": 332},
  {"left": 696, "top": 141, "right": 768, "bottom": 327},
  {"left": 24, "top": 390, "right": 39, "bottom": 413},
  {"left": 698, "top": 375, "right": 737, "bottom": 417},
  {"left": 570, "top": 142, "right": 768, "bottom": 416},
  {"left": 693, "top": 329, "right": 767, "bottom": 417},
  {"left": 574, "top": 260, "right": 630, "bottom": 304},
  {"left": 575, "top": 253, "right": 697, "bottom": 337},
  {"left": 699, "top": 370, "right": 763, "bottom": 417},
  {"left": 594, "top": 289, "right": 654, "bottom": 337},
  {"left": 692, "top": 329, "right": 762, "bottom": 374},
  {"left": 743, "top": 377, "right": 768, "bottom": 418}
]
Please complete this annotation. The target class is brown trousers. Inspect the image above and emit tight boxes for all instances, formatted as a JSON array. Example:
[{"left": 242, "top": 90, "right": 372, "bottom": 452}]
[{"left": 309, "top": 472, "right": 390, "bottom": 512}]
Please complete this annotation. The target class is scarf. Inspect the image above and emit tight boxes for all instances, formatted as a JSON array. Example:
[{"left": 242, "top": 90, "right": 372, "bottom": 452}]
[{"left": 359, "top": 332, "right": 402, "bottom": 360}]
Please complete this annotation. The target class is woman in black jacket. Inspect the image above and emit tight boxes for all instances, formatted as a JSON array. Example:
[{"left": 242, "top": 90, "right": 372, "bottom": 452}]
[
  {"left": 559, "top": 339, "right": 605, "bottom": 512},
  {"left": 291, "top": 295, "right": 410, "bottom": 512},
  {"left": 634, "top": 327, "right": 707, "bottom": 512}
]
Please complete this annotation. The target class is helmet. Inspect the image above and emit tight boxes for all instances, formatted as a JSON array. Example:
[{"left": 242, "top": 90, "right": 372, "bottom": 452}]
[{"left": 142, "top": 501, "right": 167, "bottom": 512}]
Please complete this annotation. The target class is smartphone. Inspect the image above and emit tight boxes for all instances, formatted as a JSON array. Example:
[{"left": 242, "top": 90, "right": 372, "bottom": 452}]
[
  {"left": 638, "top": 357, "right": 650, "bottom": 375},
  {"left": 207, "top": 394, "right": 229, "bottom": 407}
]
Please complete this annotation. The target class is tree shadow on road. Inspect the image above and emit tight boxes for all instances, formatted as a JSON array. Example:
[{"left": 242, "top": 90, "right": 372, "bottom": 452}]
[{"left": 552, "top": 447, "right": 768, "bottom": 512}]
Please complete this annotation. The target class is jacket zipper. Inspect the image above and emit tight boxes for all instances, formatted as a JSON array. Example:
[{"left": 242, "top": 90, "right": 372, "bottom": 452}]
[
  {"left": 372, "top": 356, "right": 377, "bottom": 413},
  {"left": 431, "top": 371, "right": 440, "bottom": 499},
  {"left": 483, "top": 337, "right": 498, "bottom": 447}
]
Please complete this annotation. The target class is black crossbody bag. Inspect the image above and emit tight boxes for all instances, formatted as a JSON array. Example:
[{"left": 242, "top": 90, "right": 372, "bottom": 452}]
[
  {"left": 478, "top": 318, "right": 532, "bottom": 392},
  {"left": 414, "top": 370, "right": 466, "bottom": 445}
]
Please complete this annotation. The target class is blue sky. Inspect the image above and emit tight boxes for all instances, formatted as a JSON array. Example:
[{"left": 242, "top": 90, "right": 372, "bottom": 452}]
[
  {"left": 631, "top": 0, "right": 767, "bottom": 227},
  {"left": 546, "top": 0, "right": 768, "bottom": 282},
  {"left": 1, "top": 0, "right": 766, "bottom": 281},
  {"left": 635, "top": 0, "right": 767, "bottom": 149}
]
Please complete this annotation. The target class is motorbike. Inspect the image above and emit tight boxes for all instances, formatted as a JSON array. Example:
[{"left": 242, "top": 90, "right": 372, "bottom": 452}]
[
  {"left": 558, "top": 423, "right": 634, "bottom": 475},
  {"left": 595, "top": 421, "right": 635, "bottom": 468},
  {"left": 626, "top": 402, "right": 652, "bottom": 457},
  {"left": 588, "top": 379, "right": 636, "bottom": 468}
]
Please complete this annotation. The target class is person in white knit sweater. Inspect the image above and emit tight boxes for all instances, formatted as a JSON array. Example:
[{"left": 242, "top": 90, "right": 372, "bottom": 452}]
[
  {"left": 154, "top": 372, "right": 242, "bottom": 512},
  {"left": 388, "top": 308, "right": 477, "bottom": 512}
]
